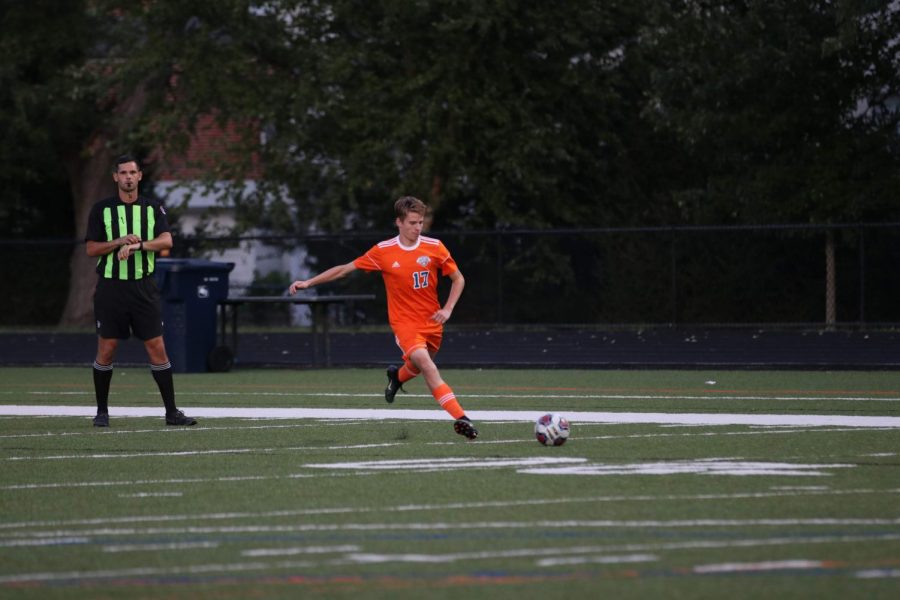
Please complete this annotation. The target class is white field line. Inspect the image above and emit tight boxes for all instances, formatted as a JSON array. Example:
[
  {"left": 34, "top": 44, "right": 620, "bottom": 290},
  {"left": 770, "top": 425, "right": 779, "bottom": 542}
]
[
  {"left": 2, "top": 443, "right": 402, "bottom": 462},
  {"left": 0, "top": 518, "right": 900, "bottom": 558},
  {"left": 856, "top": 569, "right": 900, "bottom": 578},
  {"left": 2, "top": 405, "right": 899, "bottom": 427},
  {"left": 0, "top": 425, "right": 895, "bottom": 446},
  {"left": 6, "top": 518, "right": 900, "bottom": 544},
  {"left": 536, "top": 554, "right": 659, "bottom": 567},
  {"left": 693, "top": 559, "right": 826, "bottom": 574},
  {"left": 0, "top": 472, "right": 384, "bottom": 491},
  {"left": 101, "top": 541, "right": 219, "bottom": 553},
  {"left": 4, "top": 488, "right": 899, "bottom": 532},
  {"left": 0, "top": 559, "right": 318, "bottom": 585},
  {"left": 3, "top": 532, "right": 899, "bottom": 584},
  {"left": 241, "top": 545, "right": 361, "bottom": 557},
  {"left": 9, "top": 390, "right": 900, "bottom": 402},
  {"left": 0, "top": 423, "right": 331, "bottom": 439},
  {"left": 336, "top": 532, "right": 900, "bottom": 565}
]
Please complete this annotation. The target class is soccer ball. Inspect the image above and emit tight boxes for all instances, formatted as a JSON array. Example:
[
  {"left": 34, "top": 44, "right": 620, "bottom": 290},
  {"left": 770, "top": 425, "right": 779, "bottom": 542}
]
[{"left": 534, "top": 413, "right": 570, "bottom": 446}]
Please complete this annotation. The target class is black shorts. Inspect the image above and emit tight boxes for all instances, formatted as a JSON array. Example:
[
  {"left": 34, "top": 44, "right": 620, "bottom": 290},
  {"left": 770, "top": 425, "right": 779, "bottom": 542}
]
[{"left": 94, "top": 277, "right": 164, "bottom": 341}]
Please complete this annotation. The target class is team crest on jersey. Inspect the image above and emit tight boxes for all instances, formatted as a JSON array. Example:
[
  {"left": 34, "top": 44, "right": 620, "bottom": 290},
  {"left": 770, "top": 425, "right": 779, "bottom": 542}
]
[{"left": 417, "top": 256, "right": 431, "bottom": 267}]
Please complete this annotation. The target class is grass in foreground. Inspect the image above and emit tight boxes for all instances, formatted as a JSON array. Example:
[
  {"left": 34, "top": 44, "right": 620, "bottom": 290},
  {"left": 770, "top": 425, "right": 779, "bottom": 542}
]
[{"left": 1, "top": 367, "right": 899, "bottom": 599}]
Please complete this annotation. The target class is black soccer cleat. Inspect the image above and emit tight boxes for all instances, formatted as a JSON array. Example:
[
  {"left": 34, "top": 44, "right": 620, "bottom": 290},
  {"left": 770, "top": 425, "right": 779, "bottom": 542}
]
[
  {"left": 453, "top": 418, "right": 478, "bottom": 440},
  {"left": 93, "top": 413, "right": 109, "bottom": 427},
  {"left": 165, "top": 410, "right": 197, "bottom": 426},
  {"left": 384, "top": 365, "right": 404, "bottom": 404}
]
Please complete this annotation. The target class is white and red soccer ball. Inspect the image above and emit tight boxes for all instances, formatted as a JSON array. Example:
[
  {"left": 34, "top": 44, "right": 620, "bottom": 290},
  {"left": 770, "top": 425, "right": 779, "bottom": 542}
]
[{"left": 534, "top": 413, "right": 570, "bottom": 446}]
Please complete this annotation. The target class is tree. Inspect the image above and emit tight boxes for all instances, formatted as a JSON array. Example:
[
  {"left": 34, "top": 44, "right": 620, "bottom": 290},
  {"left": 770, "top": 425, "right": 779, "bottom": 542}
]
[
  {"left": 638, "top": 0, "right": 900, "bottom": 324},
  {"left": 117, "top": 1, "right": 663, "bottom": 233},
  {"left": 640, "top": 0, "right": 900, "bottom": 224},
  {"left": 0, "top": 1, "right": 276, "bottom": 325},
  {"left": 4, "top": 1, "right": 898, "bottom": 326},
  {"left": 0, "top": 1, "right": 170, "bottom": 325}
]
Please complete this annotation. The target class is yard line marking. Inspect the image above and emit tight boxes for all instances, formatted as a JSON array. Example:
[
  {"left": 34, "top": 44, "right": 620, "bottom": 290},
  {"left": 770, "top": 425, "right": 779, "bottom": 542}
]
[
  {"left": 102, "top": 541, "right": 219, "bottom": 553},
  {"left": 2, "top": 534, "right": 897, "bottom": 585},
  {"left": 305, "top": 457, "right": 586, "bottom": 471},
  {"left": 3, "top": 488, "right": 900, "bottom": 532},
  {"left": 3, "top": 443, "right": 401, "bottom": 462},
  {"left": 242, "top": 545, "right": 361, "bottom": 557},
  {"left": 0, "top": 423, "right": 337, "bottom": 439},
  {"left": 0, "top": 537, "right": 89, "bottom": 547},
  {"left": 1, "top": 475, "right": 276, "bottom": 491},
  {"left": 3, "top": 425, "right": 891, "bottom": 443},
  {"left": 5, "top": 519, "right": 900, "bottom": 543},
  {"left": 693, "top": 559, "right": 827, "bottom": 573},
  {"left": 519, "top": 460, "right": 853, "bottom": 477},
  {"left": 305, "top": 457, "right": 850, "bottom": 478},
  {"left": 11, "top": 390, "right": 900, "bottom": 401},
  {"left": 2, "top": 405, "right": 899, "bottom": 427},
  {"left": 536, "top": 554, "right": 659, "bottom": 567},
  {"left": 331, "top": 533, "right": 900, "bottom": 565},
  {"left": 0, "top": 559, "right": 318, "bottom": 585},
  {"left": 856, "top": 569, "right": 900, "bottom": 578}
]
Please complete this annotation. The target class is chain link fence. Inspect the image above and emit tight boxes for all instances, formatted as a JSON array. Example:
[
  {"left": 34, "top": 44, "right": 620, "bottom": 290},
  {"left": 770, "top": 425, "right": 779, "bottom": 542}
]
[{"left": 3, "top": 223, "right": 898, "bottom": 328}]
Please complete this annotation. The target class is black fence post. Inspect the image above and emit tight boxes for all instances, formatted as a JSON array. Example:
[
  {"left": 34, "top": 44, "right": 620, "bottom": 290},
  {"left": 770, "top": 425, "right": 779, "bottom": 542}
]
[
  {"left": 859, "top": 226, "right": 866, "bottom": 327},
  {"left": 670, "top": 230, "right": 678, "bottom": 325},
  {"left": 496, "top": 233, "right": 504, "bottom": 324}
]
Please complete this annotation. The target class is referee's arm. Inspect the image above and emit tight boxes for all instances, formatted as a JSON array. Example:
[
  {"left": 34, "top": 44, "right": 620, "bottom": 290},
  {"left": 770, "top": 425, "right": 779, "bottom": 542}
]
[
  {"left": 87, "top": 232, "right": 173, "bottom": 260},
  {"left": 86, "top": 234, "right": 142, "bottom": 258}
]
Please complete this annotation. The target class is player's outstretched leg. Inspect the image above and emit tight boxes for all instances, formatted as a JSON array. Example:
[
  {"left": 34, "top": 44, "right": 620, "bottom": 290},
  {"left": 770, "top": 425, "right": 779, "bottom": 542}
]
[
  {"left": 453, "top": 416, "right": 479, "bottom": 440},
  {"left": 430, "top": 382, "right": 478, "bottom": 440}
]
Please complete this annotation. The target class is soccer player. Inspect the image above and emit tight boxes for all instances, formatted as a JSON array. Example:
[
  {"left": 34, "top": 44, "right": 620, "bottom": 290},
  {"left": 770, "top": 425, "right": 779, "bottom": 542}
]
[
  {"left": 84, "top": 154, "right": 196, "bottom": 427},
  {"left": 289, "top": 196, "right": 478, "bottom": 440}
]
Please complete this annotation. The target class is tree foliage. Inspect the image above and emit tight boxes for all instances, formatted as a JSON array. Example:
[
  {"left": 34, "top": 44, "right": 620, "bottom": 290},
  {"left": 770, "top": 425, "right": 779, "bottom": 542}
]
[
  {"left": 0, "top": 1, "right": 898, "bottom": 325},
  {"left": 641, "top": 0, "right": 900, "bottom": 224}
]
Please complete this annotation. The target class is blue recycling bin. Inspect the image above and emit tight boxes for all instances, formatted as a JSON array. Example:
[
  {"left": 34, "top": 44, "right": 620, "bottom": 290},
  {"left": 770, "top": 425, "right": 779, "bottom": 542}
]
[{"left": 154, "top": 258, "right": 234, "bottom": 373}]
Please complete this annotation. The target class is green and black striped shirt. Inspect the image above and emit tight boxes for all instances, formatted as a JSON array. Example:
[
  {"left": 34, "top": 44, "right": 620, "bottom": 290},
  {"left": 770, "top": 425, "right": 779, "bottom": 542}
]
[{"left": 85, "top": 196, "right": 171, "bottom": 280}]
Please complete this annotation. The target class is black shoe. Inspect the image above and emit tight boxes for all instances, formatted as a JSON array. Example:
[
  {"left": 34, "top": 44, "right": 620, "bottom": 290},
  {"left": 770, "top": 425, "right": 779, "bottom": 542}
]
[
  {"left": 165, "top": 410, "right": 197, "bottom": 426},
  {"left": 453, "top": 418, "right": 478, "bottom": 440},
  {"left": 384, "top": 365, "right": 404, "bottom": 404},
  {"left": 93, "top": 413, "right": 109, "bottom": 427}
]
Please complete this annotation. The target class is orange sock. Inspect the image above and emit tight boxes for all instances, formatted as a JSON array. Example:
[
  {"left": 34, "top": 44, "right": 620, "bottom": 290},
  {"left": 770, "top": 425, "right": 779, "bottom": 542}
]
[
  {"left": 398, "top": 362, "right": 419, "bottom": 384},
  {"left": 432, "top": 383, "right": 465, "bottom": 419}
]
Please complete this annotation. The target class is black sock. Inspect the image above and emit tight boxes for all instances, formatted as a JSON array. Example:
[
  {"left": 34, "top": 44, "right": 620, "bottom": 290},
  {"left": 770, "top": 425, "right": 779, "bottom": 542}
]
[
  {"left": 92, "top": 361, "right": 113, "bottom": 414},
  {"left": 151, "top": 362, "right": 177, "bottom": 414}
]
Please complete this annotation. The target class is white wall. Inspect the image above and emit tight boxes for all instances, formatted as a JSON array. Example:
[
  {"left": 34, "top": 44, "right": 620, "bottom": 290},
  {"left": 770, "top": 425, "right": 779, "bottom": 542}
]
[{"left": 155, "top": 180, "right": 313, "bottom": 325}]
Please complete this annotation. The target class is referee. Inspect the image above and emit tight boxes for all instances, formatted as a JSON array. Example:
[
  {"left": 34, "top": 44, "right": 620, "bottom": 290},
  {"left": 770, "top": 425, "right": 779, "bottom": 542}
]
[{"left": 85, "top": 154, "right": 196, "bottom": 427}]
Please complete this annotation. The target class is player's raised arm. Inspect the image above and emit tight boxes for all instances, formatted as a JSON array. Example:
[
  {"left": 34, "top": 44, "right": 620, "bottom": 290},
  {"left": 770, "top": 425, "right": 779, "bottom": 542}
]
[{"left": 289, "top": 262, "right": 358, "bottom": 295}]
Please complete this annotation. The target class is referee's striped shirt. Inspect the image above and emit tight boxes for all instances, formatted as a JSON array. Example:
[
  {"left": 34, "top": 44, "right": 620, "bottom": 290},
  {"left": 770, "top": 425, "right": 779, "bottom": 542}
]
[{"left": 85, "top": 196, "right": 171, "bottom": 280}]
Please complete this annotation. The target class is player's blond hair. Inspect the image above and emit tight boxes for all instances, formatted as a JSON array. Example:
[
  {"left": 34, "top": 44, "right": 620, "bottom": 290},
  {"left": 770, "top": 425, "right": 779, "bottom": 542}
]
[{"left": 394, "top": 196, "right": 427, "bottom": 219}]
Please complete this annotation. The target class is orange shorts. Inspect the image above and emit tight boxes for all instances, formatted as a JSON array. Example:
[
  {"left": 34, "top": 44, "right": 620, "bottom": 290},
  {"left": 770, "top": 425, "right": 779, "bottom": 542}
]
[{"left": 393, "top": 323, "right": 443, "bottom": 362}]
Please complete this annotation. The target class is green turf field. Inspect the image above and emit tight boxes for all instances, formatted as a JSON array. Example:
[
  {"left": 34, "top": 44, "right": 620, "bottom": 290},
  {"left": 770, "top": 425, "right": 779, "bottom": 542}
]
[{"left": 1, "top": 366, "right": 899, "bottom": 599}]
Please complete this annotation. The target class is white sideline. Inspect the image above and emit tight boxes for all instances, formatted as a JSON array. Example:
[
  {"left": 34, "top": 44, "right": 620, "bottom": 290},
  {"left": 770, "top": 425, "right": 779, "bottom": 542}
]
[{"left": 2, "top": 405, "right": 900, "bottom": 427}]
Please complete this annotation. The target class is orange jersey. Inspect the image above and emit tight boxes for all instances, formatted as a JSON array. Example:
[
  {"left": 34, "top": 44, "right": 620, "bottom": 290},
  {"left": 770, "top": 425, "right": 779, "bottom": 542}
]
[{"left": 353, "top": 235, "right": 459, "bottom": 329}]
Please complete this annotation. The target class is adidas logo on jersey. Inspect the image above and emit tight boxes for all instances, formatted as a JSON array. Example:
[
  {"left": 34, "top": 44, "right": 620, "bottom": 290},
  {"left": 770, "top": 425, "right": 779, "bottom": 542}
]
[{"left": 392, "top": 261, "right": 401, "bottom": 268}]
